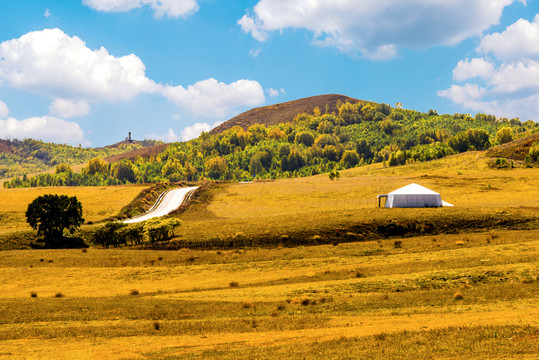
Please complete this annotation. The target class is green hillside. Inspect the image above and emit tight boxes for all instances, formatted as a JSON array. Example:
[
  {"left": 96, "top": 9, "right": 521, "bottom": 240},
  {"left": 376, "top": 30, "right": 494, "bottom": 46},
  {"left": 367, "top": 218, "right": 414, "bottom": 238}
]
[
  {"left": 0, "top": 138, "right": 161, "bottom": 184},
  {"left": 4, "top": 96, "right": 539, "bottom": 188}
]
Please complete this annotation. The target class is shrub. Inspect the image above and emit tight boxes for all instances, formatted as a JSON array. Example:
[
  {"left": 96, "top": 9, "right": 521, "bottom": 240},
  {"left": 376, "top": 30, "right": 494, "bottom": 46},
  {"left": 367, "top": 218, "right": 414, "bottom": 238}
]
[
  {"left": 242, "top": 302, "right": 252, "bottom": 309},
  {"left": 145, "top": 218, "right": 181, "bottom": 243},
  {"left": 130, "top": 289, "right": 139, "bottom": 296},
  {"left": 229, "top": 281, "right": 239, "bottom": 288},
  {"left": 30, "top": 291, "right": 37, "bottom": 298},
  {"left": 454, "top": 291, "right": 464, "bottom": 300},
  {"left": 91, "top": 222, "right": 127, "bottom": 248},
  {"left": 529, "top": 142, "right": 539, "bottom": 161},
  {"left": 153, "top": 321, "right": 160, "bottom": 330},
  {"left": 54, "top": 292, "right": 64, "bottom": 298},
  {"left": 394, "top": 240, "right": 402, "bottom": 248}
]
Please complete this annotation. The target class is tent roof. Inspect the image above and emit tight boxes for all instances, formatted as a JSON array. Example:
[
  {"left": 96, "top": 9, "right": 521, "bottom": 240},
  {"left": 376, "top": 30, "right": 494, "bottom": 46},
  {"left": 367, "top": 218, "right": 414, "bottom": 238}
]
[{"left": 389, "top": 183, "right": 439, "bottom": 195}]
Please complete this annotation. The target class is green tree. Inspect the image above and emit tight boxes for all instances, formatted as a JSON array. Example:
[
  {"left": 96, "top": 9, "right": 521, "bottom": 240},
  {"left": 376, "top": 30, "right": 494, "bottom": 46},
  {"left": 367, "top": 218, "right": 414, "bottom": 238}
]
[
  {"left": 295, "top": 131, "right": 315, "bottom": 147},
  {"left": 55, "top": 163, "right": 72, "bottom": 173},
  {"left": 113, "top": 160, "right": 136, "bottom": 183},
  {"left": 205, "top": 156, "right": 228, "bottom": 179},
  {"left": 340, "top": 150, "right": 360, "bottom": 168},
  {"left": 496, "top": 127, "right": 514, "bottom": 144},
  {"left": 85, "top": 157, "right": 108, "bottom": 175},
  {"left": 328, "top": 169, "right": 341, "bottom": 181},
  {"left": 26, "top": 194, "right": 84, "bottom": 248}
]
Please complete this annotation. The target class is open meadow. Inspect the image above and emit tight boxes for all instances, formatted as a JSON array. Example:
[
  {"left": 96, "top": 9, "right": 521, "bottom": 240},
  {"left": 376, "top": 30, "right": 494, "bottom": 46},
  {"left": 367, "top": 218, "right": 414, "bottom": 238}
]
[{"left": 0, "top": 151, "right": 537, "bottom": 358}]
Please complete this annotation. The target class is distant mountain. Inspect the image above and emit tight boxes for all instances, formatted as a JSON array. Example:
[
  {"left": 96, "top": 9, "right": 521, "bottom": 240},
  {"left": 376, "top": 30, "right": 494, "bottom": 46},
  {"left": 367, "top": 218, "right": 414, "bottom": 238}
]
[{"left": 210, "top": 94, "right": 368, "bottom": 135}]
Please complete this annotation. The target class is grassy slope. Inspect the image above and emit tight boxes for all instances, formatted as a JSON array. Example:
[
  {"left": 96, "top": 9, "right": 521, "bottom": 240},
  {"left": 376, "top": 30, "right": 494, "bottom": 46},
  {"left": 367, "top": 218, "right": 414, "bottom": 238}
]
[
  {"left": 0, "top": 150, "right": 537, "bottom": 358},
  {"left": 174, "top": 151, "right": 538, "bottom": 245}
]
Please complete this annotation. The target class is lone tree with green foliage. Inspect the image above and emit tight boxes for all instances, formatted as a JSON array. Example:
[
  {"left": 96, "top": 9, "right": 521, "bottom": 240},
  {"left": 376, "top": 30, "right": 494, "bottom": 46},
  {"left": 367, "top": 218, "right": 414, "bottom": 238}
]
[{"left": 26, "top": 194, "right": 84, "bottom": 248}]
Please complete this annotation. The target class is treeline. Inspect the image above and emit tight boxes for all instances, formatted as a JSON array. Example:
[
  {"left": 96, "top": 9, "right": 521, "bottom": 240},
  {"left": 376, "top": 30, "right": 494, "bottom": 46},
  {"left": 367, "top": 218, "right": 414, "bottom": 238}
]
[
  {"left": 4, "top": 101, "right": 537, "bottom": 188},
  {"left": 0, "top": 138, "right": 160, "bottom": 179}
]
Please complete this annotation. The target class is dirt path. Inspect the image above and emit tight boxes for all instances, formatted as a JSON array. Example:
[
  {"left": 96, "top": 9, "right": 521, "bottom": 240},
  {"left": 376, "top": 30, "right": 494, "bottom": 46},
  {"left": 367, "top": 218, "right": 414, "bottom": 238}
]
[{"left": 123, "top": 186, "right": 198, "bottom": 224}]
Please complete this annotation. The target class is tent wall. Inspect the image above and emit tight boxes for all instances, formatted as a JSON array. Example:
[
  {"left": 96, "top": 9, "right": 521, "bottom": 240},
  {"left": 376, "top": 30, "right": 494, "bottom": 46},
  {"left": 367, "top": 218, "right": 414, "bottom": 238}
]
[{"left": 385, "top": 194, "right": 442, "bottom": 208}]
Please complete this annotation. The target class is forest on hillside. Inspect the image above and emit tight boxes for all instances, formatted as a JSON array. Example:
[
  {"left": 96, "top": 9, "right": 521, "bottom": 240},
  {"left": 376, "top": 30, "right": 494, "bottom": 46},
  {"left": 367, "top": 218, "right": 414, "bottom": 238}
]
[
  {"left": 0, "top": 139, "right": 160, "bottom": 180},
  {"left": 4, "top": 101, "right": 538, "bottom": 188}
]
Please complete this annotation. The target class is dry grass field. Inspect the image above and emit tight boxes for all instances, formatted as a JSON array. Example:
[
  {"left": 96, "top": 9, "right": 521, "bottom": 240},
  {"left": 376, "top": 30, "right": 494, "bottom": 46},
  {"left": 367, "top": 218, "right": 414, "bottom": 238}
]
[
  {"left": 0, "top": 151, "right": 537, "bottom": 358},
  {"left": 0, "top": 230, "right": 537, "bottom": 359},
  {"left": 0, "top": 185, "right": 149, "bottom": 233},
  {"left": 176, "top": 151, "right": 539, "bottom": 245}
]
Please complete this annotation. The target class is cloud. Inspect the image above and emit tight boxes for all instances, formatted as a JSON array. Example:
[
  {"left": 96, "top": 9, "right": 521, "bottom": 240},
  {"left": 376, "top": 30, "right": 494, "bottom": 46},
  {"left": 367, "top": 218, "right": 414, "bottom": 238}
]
[
  {"left": 0, "top": 116, "right": 86, "bottom": 144},
  {"left": 0, "top": 28, "right": 160, "bottom": 102},
  {"left": 0, "top": 100, "right": 8, "bottom": 118},
  {"left": 268, "top": 88, "right": 279, "bottom": 97},
  {"left": 146, "top": 128, "right": 179, "bottom": 143},
  {"left": 239, "top": 0, "right": 520, "bottom": 59},
  {"left": 249, "top": 48, "right": 262, "bottom": 58},
  {"left": 180, "top": 121, "right": 222, "bottom": 141},
  {"left": 440, "top": 13, "right": 539, "bottom": 121},
  {"left": 0, "top": 29, "right": 265, "bottom": 120},
  {"left": 437, "top": 84, "right": 487, "bottom": 105},
  {"left": 44, "top": 9, "right": 51, "bottom": 18},
  {"left": 162, "top": 78, "right": 265, "bottom": 118},
  {"left": 49, "top": 99, "right": 90, "bottom": 118},
  {"left": 238, "top": 15, "right": 268, "bottom": 42},
  {"left": 83, "top": 0, "right": 199, "bottom": 18},
  {"left": 478, "top": 13, "right": 539, "bottom": 61},
  {"left": 267, "top": 88, "right": 285, "bottom": 97},
  {"left": 453, "top": 58, "right": 495, "bottom": 81}
]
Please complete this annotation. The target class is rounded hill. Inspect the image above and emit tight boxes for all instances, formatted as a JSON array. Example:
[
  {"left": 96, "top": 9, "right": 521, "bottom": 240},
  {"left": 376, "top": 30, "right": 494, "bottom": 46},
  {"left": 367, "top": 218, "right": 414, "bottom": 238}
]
[{"left": 210, "top": 94, "right": 366, "bottom": 135}]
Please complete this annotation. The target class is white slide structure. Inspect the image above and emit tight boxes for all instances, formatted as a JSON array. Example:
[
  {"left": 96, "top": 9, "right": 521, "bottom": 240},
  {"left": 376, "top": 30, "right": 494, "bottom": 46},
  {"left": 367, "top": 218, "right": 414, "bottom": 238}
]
[{"left": 123, "top": 186, "right": 199, "bottom": 224}]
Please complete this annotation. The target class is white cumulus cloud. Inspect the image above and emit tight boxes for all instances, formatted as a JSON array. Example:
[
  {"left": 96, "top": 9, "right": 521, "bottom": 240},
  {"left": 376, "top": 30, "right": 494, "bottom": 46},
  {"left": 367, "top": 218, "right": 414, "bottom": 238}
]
[
  {"left": 0, "top": 28, "right": 160, "bottom": 102},
  {"left": 49, "top": 99, "right": 90, "bottom": 118},
  {"left": 83, "top": 0, "right": 199, "bottom": 18},
  {"left": 437, "top": 84, "right": 487, "bottom": 105},
  {"left": 0, "top": 116, "right": 86, "bottom": 144},
  {"left": 440, "top": 13, "right": 539, "bottom": 121},
  {"left": 180, "top": 121, "right": 222, "bottom": 141},
  {"left": 239, "top": 0, "right": 520, "bottom": 59},
  {"left": 0, "top": 100, "right": 8, "bottom": 118},
  {"left": 0, "top": 29, "right": 265, "bottom": 121},
  {"left": 161, "top": 78, "right": 265, "bottom": 118},
  {"left": 146, "top": 128, "right": 179, "bottom": 143},
  {"left": 479, "top": 13, "right": 539, "bottom": 61},
  {"left": 453, "top": 58, "right": 495, "bottom": 82}
]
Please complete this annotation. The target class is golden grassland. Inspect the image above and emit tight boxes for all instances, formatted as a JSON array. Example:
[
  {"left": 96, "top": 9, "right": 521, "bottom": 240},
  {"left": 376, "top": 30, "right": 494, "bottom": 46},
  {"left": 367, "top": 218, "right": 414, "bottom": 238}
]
[
  {"left": 0, "top": 185, "right": 149, "bottom": 232},
  {"left": 176, "top": 151, "right": 539, "bottom": 243},
  {"left": 0, "top": 151, "right": 537, "bottom": 358},
  {"left": 0, "top": 230, "right": 537, "bottom": 359}
]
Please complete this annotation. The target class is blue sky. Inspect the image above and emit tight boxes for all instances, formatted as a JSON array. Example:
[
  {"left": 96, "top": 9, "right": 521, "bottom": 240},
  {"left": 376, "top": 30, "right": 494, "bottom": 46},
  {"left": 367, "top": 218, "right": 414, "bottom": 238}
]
[{"left": 0, "top": 0, "right": 538, "bottom": 147}]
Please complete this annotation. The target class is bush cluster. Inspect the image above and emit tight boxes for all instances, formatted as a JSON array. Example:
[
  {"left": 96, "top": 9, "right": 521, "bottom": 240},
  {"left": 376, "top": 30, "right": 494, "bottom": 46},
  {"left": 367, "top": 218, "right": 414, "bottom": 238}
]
[{"left": 90, "top": 218, "right": 180, "bottom": 248}]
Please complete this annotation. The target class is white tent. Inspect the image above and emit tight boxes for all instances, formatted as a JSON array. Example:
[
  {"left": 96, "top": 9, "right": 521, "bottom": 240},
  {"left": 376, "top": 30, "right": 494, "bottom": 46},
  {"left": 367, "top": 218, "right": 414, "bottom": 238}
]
[{"left": 377, "top": 183, "right": 453, "bottom": 208}]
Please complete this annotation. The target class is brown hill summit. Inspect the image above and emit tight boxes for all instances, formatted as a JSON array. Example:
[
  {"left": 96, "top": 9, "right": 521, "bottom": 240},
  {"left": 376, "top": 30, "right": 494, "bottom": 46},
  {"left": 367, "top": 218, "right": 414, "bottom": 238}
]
[
  {"left": 0, "top": 139, "right": 14, "bottom": 154},
  {"left": 103, "top": 143, "right": 169, "bottom": 163},
  {"left": 210, "top": 94, "right": 366, "bottom": 135}
]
